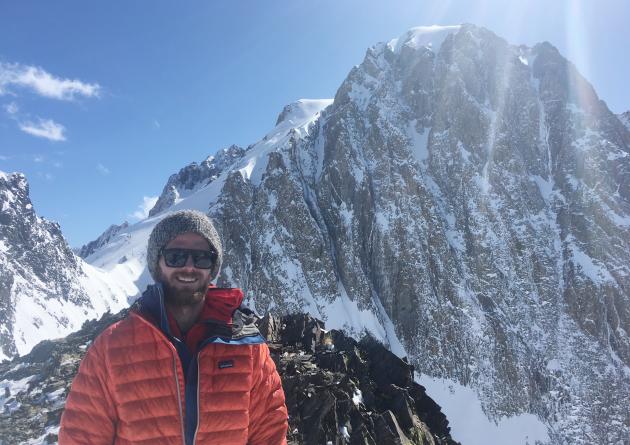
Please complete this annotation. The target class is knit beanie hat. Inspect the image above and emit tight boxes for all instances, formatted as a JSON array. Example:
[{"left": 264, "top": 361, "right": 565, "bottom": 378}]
[{"left": 146, "top": 209, "right": 223, "bottom": 281}]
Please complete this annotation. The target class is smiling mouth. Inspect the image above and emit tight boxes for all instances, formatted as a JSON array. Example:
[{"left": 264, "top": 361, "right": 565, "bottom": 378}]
[{"left": 176, "top": 276, "right": 197, "bottom": 283}]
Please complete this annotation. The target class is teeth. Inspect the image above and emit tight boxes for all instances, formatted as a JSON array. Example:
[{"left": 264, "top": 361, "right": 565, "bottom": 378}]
[{"left": 177, "top": 277, "right": 196, "bottom": 283}]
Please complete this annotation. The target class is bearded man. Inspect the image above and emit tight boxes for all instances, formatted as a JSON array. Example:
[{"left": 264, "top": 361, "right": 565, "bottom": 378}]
[{"left": 60, "top": 210, "right": 288, "bottom": 444}]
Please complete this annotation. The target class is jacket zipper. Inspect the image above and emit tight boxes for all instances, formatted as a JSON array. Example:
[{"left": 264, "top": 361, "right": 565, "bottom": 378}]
[
  {"left": 173, "top": 353, "right": 186, "bottom": 445},
  {"left": 192, "top": 353, "right": 201, "bottom": 444}
]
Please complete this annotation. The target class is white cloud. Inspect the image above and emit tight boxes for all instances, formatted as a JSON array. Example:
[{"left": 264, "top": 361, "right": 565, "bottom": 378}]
[
  {"left": 130, "top": 196, "right": 158, "bottom": 220},
  {"left": 0, "top": 62, "right": 100, "bottom": 100},
  {"left": 4, "top": 101, "right": 18, "bottom": 115},
  {"left": 37, "top": 171, "right": 54, "bottom": 181},
  {"left": 33, "top": 155, "right": 44, "bottom": 163},
  {"left": 19, "top": 118, "right": 66, "bottom": 141},
  {"left": 0, "top": 155, "right": 9, "bottom": 161},
  {"left": 96, "top": 163, "right": 110, "bottom": 175}
]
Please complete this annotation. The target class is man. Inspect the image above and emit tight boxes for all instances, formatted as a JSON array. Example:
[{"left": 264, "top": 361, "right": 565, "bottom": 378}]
[{"left": 60, "top": 210, "right": 288, "bottom": 445}]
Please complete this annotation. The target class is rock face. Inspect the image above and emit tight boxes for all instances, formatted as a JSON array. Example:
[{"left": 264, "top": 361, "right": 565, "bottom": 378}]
[
  {"left": 148, "top": 144, "right": 245, "bottom": 217},
  {"left": 0, "top": 311, "right": 457, "bottom": 445},
  {"left": 0, "top": 172, "right": 132, "bottom": 362},
  {"left": 208, "top": 25, "right": 630, "bottom": 442}
]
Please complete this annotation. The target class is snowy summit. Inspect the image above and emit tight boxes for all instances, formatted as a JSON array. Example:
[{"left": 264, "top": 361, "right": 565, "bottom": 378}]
[{"left": 387, "top": 24, "right": 462, "bottom": 54}]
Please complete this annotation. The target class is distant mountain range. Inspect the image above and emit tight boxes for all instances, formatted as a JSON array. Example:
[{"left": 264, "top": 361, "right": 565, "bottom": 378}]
[{"left": 1, "top": 24, "right": 628, "bottom": 444}]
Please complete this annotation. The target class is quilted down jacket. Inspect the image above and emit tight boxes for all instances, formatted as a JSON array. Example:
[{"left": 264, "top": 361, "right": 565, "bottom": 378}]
[{"left": 59, "top": 284, "right": 288, "bottom": 445}]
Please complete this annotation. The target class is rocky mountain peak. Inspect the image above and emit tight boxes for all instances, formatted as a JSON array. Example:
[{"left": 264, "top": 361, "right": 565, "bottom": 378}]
[
  {"left": 147, "top": 144, "right": 246, "bottom": 217},
  {"left": 275, "top": 99, "right": 334, "bottom": 127},
  {"left": 386, "top": 24, "right": 462, "bottom": 55},
  {"left": 77, "top": 222, "right": 129, "bottom": 259}
]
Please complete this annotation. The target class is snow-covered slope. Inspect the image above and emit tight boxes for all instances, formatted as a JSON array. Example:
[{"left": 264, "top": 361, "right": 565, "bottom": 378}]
[{"left": 0, "top": 171, "right": 137, "bottom": 361}]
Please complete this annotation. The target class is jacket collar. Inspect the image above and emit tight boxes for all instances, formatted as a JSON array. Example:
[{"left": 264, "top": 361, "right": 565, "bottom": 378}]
[{"left": 134, "top": 283, "right": 245, "bottom": 337}]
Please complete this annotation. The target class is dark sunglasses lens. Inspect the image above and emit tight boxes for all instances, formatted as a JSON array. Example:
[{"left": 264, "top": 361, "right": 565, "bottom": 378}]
[
  {"left": 162, "top": 249, "right": 215, "bottom": 269},
  {"left": 163, "top": 249, "right": 189, "bottom": 267},
  {"left": 191, "top": 251, "right": 214, "bottom": 269}
]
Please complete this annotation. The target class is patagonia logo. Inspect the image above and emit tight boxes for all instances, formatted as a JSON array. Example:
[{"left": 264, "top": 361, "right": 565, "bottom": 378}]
[{"left": 218, "top": 360, "right": 234, "bottom": 369}]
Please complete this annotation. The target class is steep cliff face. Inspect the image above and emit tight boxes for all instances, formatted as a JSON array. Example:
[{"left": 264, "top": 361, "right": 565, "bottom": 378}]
[
  {"left": 211, "top": 25, "right": 629, "bottom": 442},
  {"left": 0, "top": 172, "right": 135, "bottom": 362}
]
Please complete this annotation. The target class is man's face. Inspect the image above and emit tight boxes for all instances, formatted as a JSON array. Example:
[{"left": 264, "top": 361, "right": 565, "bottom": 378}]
[{"left": 158, "top": 232, "right": 214, "bottom": 307}]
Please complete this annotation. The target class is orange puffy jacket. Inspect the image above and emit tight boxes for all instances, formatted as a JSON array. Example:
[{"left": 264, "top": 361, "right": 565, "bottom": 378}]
[{"left": 59, "top": 284, "right": 288, "bottom": 445}]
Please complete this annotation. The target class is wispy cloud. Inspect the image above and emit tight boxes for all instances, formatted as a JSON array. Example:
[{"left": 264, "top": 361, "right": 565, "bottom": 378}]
[
  {"left": 33, "top": 155, "right": 45, "bottom": 163},
  {"left": 19, "top": 118, "right": 66, "bottom": 141},
  {"left": 37, "top": 171, "right": 54, "bottom": 181},
  {"left": 96, "top": 163, "right": 110, "bottom": 175},
  {"left": 0, "top": 155, "right": 9, "bottom": 161},
  {"left": 0, "top": 62, "right": 100, "bottom": 100},
  {"left": 130, "top": 196, "right": 158, "bottom": 220},
  {"left": 4, "top": 101, "right": 18, "bottom": 115},
  {"left": 153, "top": 120, "right": 160, "bottom": 129}
]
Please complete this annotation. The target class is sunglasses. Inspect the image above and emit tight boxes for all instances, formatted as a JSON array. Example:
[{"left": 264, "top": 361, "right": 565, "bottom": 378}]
[{"left": 161, "top": 248, "right": 217, "bottom": 269}]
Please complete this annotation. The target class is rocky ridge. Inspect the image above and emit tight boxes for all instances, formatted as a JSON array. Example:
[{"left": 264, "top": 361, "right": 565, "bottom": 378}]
[
  {"left": 0, "top": 311, "right": 458, "bottom": 445},
  {"left": 77, "top": 222, "right": 129, "bottom": 259}
]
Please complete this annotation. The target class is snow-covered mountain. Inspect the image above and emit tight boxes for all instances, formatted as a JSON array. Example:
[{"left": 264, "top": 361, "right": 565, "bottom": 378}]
[
  {"left": 0, "top": 171, "right": 137, "bottom": 362},
  {"left": 3, "top": 24, "right": 629, "bottom": 444}
]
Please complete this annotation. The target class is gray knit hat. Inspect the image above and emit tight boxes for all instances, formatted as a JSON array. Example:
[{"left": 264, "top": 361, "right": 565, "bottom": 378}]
[{"left": 146, "top": 209, "right": 223, "bottom": 281}]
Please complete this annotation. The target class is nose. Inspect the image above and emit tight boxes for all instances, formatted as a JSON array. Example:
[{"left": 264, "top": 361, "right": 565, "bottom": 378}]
[{"left": 182, "top": 254, "right": 196, "bottom": 270}]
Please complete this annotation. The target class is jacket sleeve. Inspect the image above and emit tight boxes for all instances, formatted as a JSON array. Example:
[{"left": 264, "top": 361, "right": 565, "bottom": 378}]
[
  {"left": 247, "top": 342, "right": 288, "bottom": 445},
  {"left": 59, "top": 332, "right": 117, "bottom": 445}
]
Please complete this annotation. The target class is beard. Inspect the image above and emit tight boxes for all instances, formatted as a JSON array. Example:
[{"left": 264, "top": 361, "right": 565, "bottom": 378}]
[{"left": 160, "top": 270, "right": 210, "bottom": 307}]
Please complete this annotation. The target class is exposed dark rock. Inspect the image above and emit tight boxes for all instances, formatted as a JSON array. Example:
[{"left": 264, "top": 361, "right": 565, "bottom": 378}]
[{"left": 261, "top": 313, "right": 457, "bottom": 445}]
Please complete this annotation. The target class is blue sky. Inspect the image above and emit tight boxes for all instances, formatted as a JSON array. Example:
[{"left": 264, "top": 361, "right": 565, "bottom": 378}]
[{"left": 1, "top": 0, "right": 628, "bottom": 247}]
